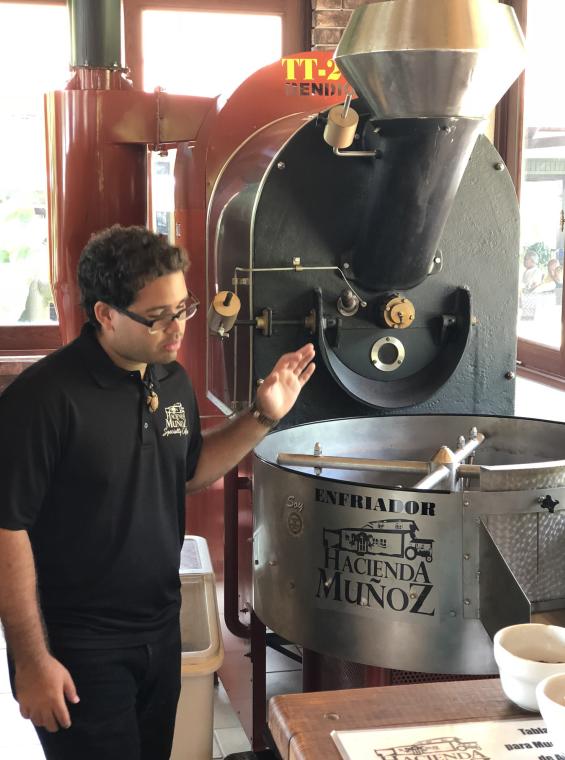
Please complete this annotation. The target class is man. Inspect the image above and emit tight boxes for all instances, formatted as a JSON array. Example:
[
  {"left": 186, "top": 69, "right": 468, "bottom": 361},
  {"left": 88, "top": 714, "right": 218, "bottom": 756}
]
[{"left": 0, "top": 225, "right": 315, "bottom": 760}]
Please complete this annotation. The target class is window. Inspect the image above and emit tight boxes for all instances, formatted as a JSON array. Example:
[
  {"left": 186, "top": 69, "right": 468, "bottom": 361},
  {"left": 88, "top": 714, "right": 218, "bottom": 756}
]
[
  {"left": 500, "top": 1, "right": 565, "bottom": 382},
  {"left": 0, "top": 3, "right": 69, "bottom": 333},
  {"left": 142, "top": 10, "right": 282, "bottom": 99}
]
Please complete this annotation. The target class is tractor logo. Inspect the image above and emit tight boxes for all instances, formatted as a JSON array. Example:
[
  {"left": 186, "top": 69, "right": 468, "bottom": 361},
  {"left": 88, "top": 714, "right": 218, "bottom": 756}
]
[
  {"left": 324, "top": 519, "right": 434, "bottom": 562},
  {"left": 374, "top": 736, "right": 486, "bottom": 759}
]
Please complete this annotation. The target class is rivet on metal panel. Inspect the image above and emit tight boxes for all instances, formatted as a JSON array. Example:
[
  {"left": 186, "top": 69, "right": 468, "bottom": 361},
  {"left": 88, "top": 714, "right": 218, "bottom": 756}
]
[
  {"left": 495, "top": 162, "right": 505, "bottom": 171},
  {"left": 449, "top": 610, "right": 457, "bottom": 617},
  {"left": 463, "top": 500, "right": 470, "bottom": 507},
  {"left": 324, "top": 713, "right": 340, "bottom": 721},
  {"left": 409, "top": 592, "right": 417, "bottom": 600},
  {"left": 268, "top": 560, "right": 278, "bottom": 567},
  {"left": 463, "top": 553, "right": 470, "bottom": 560},
  {"left": 471, "top": 315, "right": 479, "bottom": 326},
  {"left": 464, "top": 599, "right": 471, "bottom": 606},
  {"left": 505, "top": 371, "right": 516, "bottom": 380},
  {"left": 277, "top": 161, "right": 286, "bottom": 170}
]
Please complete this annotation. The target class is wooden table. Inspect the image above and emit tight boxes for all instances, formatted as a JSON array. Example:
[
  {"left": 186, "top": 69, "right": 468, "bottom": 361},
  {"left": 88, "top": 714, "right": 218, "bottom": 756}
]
[{"left": 269, "top": 679, "right": 528, "bottom": 760}]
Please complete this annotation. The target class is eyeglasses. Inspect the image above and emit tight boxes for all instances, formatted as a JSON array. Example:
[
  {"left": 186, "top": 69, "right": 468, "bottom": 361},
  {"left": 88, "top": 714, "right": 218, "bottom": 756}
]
[{"left": 114, "top": 292, "right": 199, "bottom": 334}]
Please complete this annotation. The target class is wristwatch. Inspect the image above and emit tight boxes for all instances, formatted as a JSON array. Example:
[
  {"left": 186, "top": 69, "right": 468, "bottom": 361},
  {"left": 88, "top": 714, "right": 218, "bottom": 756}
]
[{"left": 249, "top": 401, "right": 279, "bottom": 430}]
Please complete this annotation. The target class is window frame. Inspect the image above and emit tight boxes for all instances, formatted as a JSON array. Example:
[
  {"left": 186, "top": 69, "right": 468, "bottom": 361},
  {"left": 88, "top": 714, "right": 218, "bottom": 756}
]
[
  {"left": 0, "top": 0, "right": 307, "bottom": 355},
  {"left": 495, "top": 0, "right": 565, "bottom": 385}
]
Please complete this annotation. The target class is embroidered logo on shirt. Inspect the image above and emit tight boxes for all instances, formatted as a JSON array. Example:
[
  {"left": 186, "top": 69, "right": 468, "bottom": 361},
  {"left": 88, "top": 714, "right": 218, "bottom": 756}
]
[{"left": 162, "top": 402, "right": 189, "bottom": 437}]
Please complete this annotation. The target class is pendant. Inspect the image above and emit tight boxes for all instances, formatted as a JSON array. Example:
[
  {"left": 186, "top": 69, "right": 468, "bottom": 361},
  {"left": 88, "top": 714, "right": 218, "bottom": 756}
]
[{"left": 147, "top": 391, "right": 159, "bottom": 413}]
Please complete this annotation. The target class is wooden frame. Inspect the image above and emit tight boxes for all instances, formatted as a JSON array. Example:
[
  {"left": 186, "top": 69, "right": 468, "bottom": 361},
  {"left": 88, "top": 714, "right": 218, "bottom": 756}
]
[{"left": 495, "top": 1, "right": 565, "bottom": 381}]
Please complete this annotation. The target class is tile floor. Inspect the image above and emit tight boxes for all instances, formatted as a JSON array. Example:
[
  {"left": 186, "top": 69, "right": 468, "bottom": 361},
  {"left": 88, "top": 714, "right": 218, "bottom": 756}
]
[{"left": 0, "top": 626, "right": 252, "bottom": 759}]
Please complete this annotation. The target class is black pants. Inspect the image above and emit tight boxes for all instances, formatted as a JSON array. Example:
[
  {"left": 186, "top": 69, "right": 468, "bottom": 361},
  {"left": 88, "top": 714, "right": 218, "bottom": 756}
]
[{"left": 9, "top": 625, "right": 182, "bottom": 760}]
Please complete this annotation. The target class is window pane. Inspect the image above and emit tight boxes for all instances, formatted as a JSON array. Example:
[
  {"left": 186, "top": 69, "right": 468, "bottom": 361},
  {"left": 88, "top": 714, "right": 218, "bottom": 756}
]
[
  {"left": 0, "top": 4, "right": 70, "bottom": 325},
  {"left": 517, "top": 0, "right": 565, "bottom": 349},
  {"left": 142, "top": 10, "right": 282, "bottom": 98}
]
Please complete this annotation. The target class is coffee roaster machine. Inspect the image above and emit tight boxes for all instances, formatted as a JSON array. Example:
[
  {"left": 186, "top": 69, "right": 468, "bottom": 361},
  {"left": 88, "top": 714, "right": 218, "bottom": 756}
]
[
  {"left": 44, "top": 0, "right": 565, "bottom": 751},
  {"left": 204, "top": 0, "right": 565, "bottom": 738}
]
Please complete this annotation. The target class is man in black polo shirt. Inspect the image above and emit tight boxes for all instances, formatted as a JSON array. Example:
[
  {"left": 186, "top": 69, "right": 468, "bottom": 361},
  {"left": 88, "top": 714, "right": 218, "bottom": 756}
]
[{"left": 0, "top": 225, "right": 315, "bottom": 760}]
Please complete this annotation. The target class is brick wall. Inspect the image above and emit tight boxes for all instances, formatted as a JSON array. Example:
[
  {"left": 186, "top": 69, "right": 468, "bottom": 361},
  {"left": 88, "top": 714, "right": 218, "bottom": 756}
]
[{"left": 311, "top": 0, "right": 373, "bottom": 51}]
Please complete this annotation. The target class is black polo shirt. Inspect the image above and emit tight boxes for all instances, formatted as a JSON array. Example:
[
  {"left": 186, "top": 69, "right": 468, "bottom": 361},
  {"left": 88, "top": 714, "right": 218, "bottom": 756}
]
[{"left": 0, "top": 324, "right": 202, "bottom": 648}]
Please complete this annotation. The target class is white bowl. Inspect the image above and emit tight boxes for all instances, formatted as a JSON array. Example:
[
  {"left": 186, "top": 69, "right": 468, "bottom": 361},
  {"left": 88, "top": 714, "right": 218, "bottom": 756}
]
[
  {"left": 536, "top": 673, "right": 565, "bottom": 751},
  {"left": 493, "top": 624, "right": 565, "bottom": 711}
]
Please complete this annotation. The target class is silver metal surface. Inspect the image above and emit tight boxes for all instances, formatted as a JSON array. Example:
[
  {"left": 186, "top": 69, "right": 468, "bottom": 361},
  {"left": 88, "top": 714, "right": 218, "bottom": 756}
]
[
  {"left": 371, "top": 336, "right": 405, "bottom": 372},
  {"left": 480, "top": 460, "right": 565, "bottom": 491},
  {"left": 253, "top": 415, "right": 565, "bottom": 674},
  {"left": 335, "top": 0, "right": 526, "bottom": 119}
]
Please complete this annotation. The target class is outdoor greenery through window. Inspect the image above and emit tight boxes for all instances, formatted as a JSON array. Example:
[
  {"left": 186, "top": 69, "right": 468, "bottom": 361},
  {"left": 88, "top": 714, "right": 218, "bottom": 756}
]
[
  {"left": 0, "top": 3, "right": 69, "bottom": 326},
  {"left": 517, "top": 0, "right": 565, "bottom": 350}
]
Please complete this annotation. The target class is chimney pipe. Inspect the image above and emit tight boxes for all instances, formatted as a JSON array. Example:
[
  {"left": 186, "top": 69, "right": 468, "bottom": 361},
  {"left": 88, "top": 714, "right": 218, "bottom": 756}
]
[{"left": 69, "top": 0, "right": 123, "bottom": 70}]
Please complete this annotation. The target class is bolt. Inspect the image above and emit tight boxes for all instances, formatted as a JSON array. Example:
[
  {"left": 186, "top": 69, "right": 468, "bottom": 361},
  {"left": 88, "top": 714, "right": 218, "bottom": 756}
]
[
  {"left": 495, "top": 162, "right": 505, "bottom": 171},
  {"left": 505, "top": 371, "right": 516, "bottom": 380},
  {"left": 434, "top": 256, "right": 441, "bottom": 265},
  {"left": 449, "top": 610, "right": 457, "bottom": 617},
  {"left": 469, "top": 427, "right": 478, "bottom": 439},
  {"left": 292, "top": 257, "right": 301, "bottom": 266},
  {"left": 463, "top": 553, "right": 470, "bottom": 560},
  {"left": 277, "top": 161, "right": 286, "bottom": 170},
  {"left": 464, "top": 599, "right": 471, "bottom": 606},
  {"left": 343, "top": 262, "right": 350, "bottom": 270},
  {"left": 314, "top": 442, "right": 322, "bottom": 456},
  {"left": 386, "top": 337, "right": 390, "bottom": 342},
  {"left": 463, "top": 500, "right": 470, "bottom": 507}
]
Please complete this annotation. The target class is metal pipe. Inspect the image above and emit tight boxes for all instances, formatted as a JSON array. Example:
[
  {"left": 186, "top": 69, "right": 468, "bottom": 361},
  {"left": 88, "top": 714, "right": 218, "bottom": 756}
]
[
  {"left": 277, "top": 453, "right": 430, "bottom": 474},
  {"left": 412, "top": 465, "right": 451, "bottom": 490},
  {"left": 453, "top": 432, "right": 485, "bottom": 464},
  {"left": 69, "top": 0, "right": 123, "bottom": 70},
  {"left": 223, "top": 467, "right": 251, "bottom": 638}
]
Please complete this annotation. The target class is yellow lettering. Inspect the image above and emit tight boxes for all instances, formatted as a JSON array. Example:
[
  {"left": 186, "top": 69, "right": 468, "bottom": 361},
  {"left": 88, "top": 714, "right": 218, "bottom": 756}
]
[
  {"left": 281, "top": 57, "right": 303, "bottom": 81},
  {"left": 302, "top": 58, "right": 317, "bottom": 81},
  {"left": 327, "top": 59, "right": 342, "bottom": 82}
]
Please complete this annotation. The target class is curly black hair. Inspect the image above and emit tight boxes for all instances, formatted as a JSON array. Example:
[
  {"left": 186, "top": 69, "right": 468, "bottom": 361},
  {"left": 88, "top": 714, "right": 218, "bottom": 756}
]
[{"left": 78, "top": 225, "right": 189, "bottom": 327}]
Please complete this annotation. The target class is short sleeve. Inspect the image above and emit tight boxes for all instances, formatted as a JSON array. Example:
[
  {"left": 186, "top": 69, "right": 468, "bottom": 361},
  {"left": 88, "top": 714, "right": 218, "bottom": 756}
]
[
  {"left": 186, "top": 384, "right": 203, "bottom": 482},
  {"left": 0, "top": 377, "right": 63, "bottom": 530}
]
